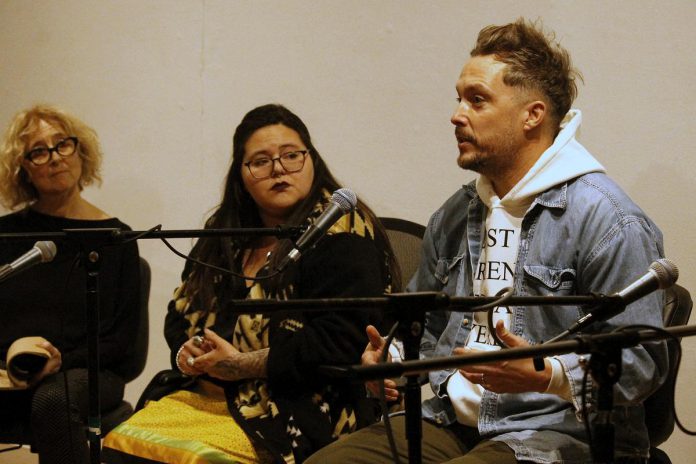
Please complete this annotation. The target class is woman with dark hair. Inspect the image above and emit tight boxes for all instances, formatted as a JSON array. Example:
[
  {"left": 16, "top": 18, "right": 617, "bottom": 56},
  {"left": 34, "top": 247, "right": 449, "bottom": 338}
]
[
  {"left": 0, "top": 104, "right": 140, "bottom": 463},
  {"left": 103, "top": 104, "right": 399, "bottom": 464}
]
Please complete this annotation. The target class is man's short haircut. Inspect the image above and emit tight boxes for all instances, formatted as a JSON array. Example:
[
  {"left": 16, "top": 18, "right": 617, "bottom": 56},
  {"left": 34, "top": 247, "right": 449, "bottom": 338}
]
[{"left": 471, "top": 18, "right": 581, "bottom": 128}]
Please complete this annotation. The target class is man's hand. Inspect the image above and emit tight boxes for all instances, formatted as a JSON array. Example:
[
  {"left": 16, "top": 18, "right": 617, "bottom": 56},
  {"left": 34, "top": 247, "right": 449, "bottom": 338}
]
[
  {"left": 363, "top": 325, "right": 400, "bottom": 401},
  {"left": 457, "top": 320, "right": 551, "bottom": 394}
]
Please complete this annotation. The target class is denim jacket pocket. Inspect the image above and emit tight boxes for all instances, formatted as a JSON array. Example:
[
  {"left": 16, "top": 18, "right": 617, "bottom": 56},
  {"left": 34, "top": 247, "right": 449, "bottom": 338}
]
[
  {"left": 434, "top": 256, "right": 463, "bottom": 286},
  {"left": 523, "top": 264, "right": 576, "bottom": 293}
]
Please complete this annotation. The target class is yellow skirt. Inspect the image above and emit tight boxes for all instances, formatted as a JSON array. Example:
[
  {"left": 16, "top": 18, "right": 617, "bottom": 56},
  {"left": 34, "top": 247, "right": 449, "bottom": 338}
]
[{"left": 103, "top": 382, "right": 272, "bottom": 464}]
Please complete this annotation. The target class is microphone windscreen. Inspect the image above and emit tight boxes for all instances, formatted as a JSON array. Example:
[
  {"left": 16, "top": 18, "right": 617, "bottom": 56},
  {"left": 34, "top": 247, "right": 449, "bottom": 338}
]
[
  {"left": 651, "top": 258, "right": 679, "bottom": 288},
  {"left": 332, "top": 188, "right": 357, "bottom": 213},
  {"left": 35, "top": 241, "right": 57, "bottom": 263}
]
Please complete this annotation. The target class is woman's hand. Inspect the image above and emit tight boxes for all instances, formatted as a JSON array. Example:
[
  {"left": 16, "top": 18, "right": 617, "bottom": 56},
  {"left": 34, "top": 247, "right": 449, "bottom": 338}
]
[
  {"left": 31, "top": 340, "right": 61, "bottom": 385},
  {"left": 192, "top": 328, "right": 268, "bottom": 381},
  {"left": 176, "top": 332, "right": 214, "bottom": 376}
]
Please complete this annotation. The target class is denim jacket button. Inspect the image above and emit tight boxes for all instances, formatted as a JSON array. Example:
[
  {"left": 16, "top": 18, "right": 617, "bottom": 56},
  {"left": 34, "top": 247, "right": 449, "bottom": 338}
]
[{"left": 461, "top": 318, "right": 469, "bottom": 326}]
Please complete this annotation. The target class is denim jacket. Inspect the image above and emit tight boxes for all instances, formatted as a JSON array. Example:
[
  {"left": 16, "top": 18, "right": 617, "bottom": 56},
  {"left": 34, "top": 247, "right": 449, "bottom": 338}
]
[{"left": 413, "top": 173, "right": 668, "bottom": 463}]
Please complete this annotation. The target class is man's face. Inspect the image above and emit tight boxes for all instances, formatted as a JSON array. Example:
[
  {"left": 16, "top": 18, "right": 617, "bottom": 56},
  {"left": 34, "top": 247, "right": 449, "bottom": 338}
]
[{"left": 451, "top": 55, "right": 529, "bottom": 179}]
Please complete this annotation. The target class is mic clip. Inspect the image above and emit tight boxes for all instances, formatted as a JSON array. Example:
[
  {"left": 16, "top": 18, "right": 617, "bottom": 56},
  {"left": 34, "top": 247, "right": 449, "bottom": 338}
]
[{"left": 532, "top": 292, "right": 621, "bottom": 372}]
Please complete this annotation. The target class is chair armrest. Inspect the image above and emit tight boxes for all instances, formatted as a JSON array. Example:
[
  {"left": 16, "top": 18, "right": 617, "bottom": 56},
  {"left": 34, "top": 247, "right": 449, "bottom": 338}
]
[{"left": 135, "top": 369, "right": 196, "bottom": 411}]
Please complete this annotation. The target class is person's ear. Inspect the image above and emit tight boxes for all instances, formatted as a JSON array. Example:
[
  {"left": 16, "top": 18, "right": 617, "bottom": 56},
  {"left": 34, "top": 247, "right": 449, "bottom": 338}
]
[{"left": 523, "top": 100, "right": 546, "bottom": 131}]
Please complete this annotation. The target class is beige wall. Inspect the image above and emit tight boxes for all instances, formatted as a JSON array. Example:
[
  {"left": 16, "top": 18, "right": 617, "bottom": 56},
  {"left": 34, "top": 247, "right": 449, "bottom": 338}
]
[{"left": 1, "top": 0, "right": 694, "bottom": 461}]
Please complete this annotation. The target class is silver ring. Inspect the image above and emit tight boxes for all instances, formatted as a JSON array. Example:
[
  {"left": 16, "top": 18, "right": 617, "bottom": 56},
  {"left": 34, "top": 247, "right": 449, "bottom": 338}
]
[
  {"left": 186, "top": 356, "right": 195, "bottom": 367},
  {"left": 192, "top": 335, "right": 204, "bottom": 348}
]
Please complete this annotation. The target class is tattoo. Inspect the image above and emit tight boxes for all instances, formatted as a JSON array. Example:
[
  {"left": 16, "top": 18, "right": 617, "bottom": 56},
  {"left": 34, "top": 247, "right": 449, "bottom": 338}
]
[{"left": 212, "top": 348, "right": 269, "bottom": 381}]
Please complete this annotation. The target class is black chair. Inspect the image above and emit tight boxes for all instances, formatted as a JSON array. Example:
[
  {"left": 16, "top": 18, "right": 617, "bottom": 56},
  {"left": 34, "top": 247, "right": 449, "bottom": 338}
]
[
  {"left": 101, "top": 256, "right": 151, "bottom": 430},
  {"left": 0, "top": 256, "right": 151, "bottom": 454},
  {"left": 644, "top": 284, "right": 692, "bottom": 463},
  {"left": 378, "top": 217, "right": 426, "bottom": 288}
]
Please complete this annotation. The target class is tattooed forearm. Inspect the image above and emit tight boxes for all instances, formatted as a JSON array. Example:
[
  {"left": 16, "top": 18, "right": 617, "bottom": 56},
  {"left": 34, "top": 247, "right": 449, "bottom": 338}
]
[{"left": 212, "top": 348, "right": 269, "bottom": 381}]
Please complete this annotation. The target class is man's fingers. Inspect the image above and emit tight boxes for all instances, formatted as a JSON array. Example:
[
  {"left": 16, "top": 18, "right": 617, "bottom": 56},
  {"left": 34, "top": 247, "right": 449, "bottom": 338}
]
[
  {"left": 366, "top": 325, "right": 385, "bottom": 349},
  {"left": 366, "top": 379, "right": 400, "bottom": 401}
]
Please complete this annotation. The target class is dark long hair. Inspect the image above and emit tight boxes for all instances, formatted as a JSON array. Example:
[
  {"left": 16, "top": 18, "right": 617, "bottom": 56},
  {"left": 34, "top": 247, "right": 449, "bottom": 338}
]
[{"left": 185, "top": 104, "right": 400, "bottom": 312}]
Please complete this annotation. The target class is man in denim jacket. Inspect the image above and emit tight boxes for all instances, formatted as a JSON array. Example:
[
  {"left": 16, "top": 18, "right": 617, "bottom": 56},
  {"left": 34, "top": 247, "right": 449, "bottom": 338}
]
[{"left": 307, "top": 18, "right": 667, "bottom": 464}]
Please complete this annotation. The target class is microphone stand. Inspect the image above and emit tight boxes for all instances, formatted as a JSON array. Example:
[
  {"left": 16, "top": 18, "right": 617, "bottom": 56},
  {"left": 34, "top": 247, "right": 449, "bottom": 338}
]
[
  {"left": 589, "top": 342, "right": 621, "bottom": 464},
  {"left": 342, "top": 324, "right": 696, "bottom": 464},
  {"left": 0, "top": 225, "right": 304, "bottom": 464},
  {"left": 389, "top": 293, "right": 450, "bottom": 463},
  {"left": 228, "top": 291, "right": 617, "bottom": 464}
]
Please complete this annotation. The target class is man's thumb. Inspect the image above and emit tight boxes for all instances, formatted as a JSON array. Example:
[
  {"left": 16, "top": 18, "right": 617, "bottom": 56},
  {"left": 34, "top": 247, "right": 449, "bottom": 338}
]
[
  {"left": 495, "top": 320, "right": 527, "bottom": 347},
  {"left": 366, "top": 325, "right": 385, "bottom": 349}
]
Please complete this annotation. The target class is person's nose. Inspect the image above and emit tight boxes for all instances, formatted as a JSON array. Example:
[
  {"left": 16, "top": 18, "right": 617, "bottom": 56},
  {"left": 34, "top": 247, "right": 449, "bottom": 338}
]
[
  {"left": 270, "top": 157, "right": 285, "bottom": 176},
  {"left": 451, "top": 100, "right": 470, "bottom": 127},
  {"left": 48, "top": 148, "right": 63, "bottom": 165}
]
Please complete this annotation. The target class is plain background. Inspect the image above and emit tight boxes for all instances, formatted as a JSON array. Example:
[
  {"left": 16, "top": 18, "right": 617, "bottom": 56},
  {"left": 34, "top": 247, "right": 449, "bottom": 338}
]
[{"left": 1, "top": 1, "right": 694, "bottom": 461}]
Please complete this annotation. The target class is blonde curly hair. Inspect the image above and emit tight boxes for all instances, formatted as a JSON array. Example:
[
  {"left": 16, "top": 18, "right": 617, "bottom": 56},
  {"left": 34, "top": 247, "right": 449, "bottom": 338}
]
[{"left": 0, "top": 104, "right": 103, "bottom": 210}]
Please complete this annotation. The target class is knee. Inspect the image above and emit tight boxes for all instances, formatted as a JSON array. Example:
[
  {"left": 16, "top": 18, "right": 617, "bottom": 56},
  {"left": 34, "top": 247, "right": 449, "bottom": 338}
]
[
  {"left": 305, "top": 428, "right": 380, "bottom": 464},
  {"left": 30, "top": 376, "right": 73, "bottom": 425},
  {"left": 305, "top": 445, "right": 336, "bottom": 464}
]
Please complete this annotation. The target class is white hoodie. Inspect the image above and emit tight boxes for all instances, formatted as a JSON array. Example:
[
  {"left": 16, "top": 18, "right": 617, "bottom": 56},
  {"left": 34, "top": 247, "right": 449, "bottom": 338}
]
[{"left": 447, "top": 110, "right": 606, "bottom": 427}]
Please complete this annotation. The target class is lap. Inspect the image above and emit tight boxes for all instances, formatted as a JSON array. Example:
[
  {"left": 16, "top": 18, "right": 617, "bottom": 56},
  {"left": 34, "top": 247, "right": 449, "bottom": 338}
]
[
  {"left": 33, "top": 368, "right": 125, "bottom": 414},
  {"left": 103, "top": 385, "right": 270, "bottom": 464},
  {"left": 306, "top": 415, "right": 519, "bottom": 464},
  {"left": 0, "top": 368, "right": 125, "bottom": 427}
]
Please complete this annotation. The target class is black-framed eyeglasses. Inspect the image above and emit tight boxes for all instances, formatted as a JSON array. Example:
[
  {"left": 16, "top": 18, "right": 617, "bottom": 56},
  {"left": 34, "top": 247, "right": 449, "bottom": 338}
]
[
  {"left": 24, "top": 137, "right": 79, "bottom": 166},
  {"left": 244, "top": 150, "right": 309, "bottom": 179}
]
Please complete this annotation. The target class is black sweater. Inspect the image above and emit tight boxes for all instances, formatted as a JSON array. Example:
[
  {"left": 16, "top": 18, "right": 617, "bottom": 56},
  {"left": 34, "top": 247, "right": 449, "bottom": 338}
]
[
  {"left": 164, "top": 219, "right": 389, "bottom": 463},
  {"left": 0, "top": 208, "right": 140, "bottom": 377}
]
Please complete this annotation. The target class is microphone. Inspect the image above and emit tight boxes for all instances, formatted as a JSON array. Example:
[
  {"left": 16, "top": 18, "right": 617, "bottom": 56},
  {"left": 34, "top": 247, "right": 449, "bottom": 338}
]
[
  {"left": 545, "top": 259, "right": 679, "bottom": 344},
  {"left": 0, "top": 241, "right": 58, "bottom": 284},
  {"left": 615, "top": 258, "right": 679, "bottom": 304},
  {"left": 276, "top": 188, "right": 357, "bottom": 271}
]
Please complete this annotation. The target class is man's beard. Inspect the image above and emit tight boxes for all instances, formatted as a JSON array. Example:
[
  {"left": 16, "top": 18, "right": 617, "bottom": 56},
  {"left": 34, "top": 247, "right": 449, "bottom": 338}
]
[{"left": 455, "top": 128, "right": 519, "bottom": 176}]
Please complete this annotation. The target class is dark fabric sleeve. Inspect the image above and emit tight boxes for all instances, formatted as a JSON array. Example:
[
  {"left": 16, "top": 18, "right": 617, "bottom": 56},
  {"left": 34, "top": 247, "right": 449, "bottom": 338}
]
[
  {"left": 266, "top": 233, "right": 386, "bottom": 393},
  {"left": 164, "top": 263, "right": 196, "bottom": 370},
  {"left": 61, "top": 239, "right": 141, "bottom": 376},
  {"left": 164, "top": 296, "right": 192, "bottom": 370}
]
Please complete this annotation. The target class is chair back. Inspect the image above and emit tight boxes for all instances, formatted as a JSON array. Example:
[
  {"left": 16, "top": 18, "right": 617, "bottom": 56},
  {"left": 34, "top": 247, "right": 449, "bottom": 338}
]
[
  {"left": 379, "top": 217, "right": 426, "bottom": 289},
  {"left": 644, "top": 284, "right": 693, "bottom": 448},
  {"left": 99, "top": 256, "right": 151, "bottom": 432},
  {"left": 118, "top": 256, "right": 151, "bottom": 382}
]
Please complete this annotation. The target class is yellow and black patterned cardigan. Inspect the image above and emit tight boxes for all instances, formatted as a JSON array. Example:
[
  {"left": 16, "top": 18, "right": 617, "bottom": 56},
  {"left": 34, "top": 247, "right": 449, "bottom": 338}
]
[{"left": 164, "top": 194, "right": 392, "bottom": 463}]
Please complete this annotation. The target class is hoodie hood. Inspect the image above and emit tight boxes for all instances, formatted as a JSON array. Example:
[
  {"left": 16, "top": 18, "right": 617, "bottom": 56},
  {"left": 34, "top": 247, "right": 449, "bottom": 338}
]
[{"left": 476, "top": 109, "right": 606, "bottom": 211}]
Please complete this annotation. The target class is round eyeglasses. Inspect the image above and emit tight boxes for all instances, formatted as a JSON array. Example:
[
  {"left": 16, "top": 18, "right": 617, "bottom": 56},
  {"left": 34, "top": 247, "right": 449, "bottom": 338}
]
[
  {"left": 244, "top": 150, "right": 309, "bottom": 179},
  {"left": 24, "top": 137, "right": 79, "bottom": 166}
]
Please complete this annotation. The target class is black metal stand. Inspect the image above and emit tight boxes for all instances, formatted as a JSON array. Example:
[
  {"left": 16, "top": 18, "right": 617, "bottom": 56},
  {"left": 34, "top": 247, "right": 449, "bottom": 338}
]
[
  {"left": 338, "top": 325, "right": 696, "bottom": 464},
  {"left": 228, "top": 291, "right": 627, "bottom": 464},
  {"left": 0, "top": 229, "right": 674, "bottom": 464},
  {"left": 63, "top": 228, "right": 116, "bottom": 463},
  {"left": 389, "top": 293, "right": 449, "bottom": 464},
  {"left": 588, "top": 347, "right": 622, "bottom": 464}
]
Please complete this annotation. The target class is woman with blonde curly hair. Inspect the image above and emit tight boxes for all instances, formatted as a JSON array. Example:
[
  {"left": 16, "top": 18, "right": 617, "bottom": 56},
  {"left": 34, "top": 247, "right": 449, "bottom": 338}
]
[
  {"left": 0, "top": 104, "right": 141, "bottom": 464},
  {"left": 0, "top": 104, "right": 103, "bottom": 213}
]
